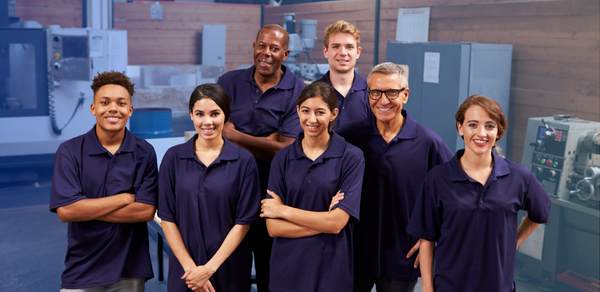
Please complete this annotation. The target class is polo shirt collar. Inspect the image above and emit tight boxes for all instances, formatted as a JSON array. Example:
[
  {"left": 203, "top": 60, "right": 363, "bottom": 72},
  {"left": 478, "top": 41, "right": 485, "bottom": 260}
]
[
  {"left": 180, "top": 134, "right": 239, "bottom": 162},
  {"left": 242, "top": 65, "right": 296, "bottom": 90},
  {"left": 449, "top": 149, "right": 511, "bottom": 182},
  {"left": 361, "top": 110, "right": 418, "bottom": 140},
  {"left": 290, "top": 132, "right": 346, "bottom": 161},
  {"left": 85, "top": 125, "right": 137, "bottom": 155},
  {"left": 321, "top": 71, "right": 367, "bottom": 93}
]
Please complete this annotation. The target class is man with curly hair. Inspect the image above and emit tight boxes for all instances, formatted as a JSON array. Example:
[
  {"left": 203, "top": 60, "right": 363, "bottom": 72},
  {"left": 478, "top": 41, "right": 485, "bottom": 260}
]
[{"left": 50, "top": 71, "right": 158, "bottom": 291}]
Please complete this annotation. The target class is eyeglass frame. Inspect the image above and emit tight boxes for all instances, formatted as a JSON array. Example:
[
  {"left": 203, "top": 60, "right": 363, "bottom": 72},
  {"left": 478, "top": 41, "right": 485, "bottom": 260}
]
[{"left": 367, "top": 88, "right": 407, "bottom": 100}]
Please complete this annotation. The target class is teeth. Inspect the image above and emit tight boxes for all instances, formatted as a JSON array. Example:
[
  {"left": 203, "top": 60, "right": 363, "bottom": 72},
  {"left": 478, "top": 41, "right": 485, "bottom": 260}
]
[
  {"left": 106, "top": 117, "right": 120, "bottom": 121},
  {"left": 378, "top": 107, "right": 391, "bottom": 111}
]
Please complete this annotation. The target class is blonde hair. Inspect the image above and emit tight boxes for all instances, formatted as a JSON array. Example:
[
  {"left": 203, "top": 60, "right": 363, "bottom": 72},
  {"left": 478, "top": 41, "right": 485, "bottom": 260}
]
[{"left": 324, "top": 20, "right": 361, "bottom": 48}]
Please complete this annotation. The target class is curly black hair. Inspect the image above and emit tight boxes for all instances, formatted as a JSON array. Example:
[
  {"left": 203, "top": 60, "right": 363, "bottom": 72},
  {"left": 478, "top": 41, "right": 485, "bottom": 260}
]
[{"left": 90, "top": 71, "right": 135, "bottom": 99}]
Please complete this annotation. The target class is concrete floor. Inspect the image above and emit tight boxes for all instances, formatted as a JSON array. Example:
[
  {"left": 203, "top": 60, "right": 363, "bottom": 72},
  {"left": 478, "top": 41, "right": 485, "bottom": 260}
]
[{"left": 0, "top": 184, "right": 585, "bottom": 292}]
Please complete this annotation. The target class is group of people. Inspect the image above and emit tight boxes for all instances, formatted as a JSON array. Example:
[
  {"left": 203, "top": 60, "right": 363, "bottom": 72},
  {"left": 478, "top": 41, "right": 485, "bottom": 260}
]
[{"left": 50, "top": 20, "right": 550, "bottom": 292}]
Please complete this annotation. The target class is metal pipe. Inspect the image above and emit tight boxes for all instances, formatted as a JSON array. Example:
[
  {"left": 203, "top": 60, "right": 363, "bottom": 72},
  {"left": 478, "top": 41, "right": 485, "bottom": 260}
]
[
  {"left": 82, "top": 0, "right": 87, "bottom": 27},
  {"left": 261, "top": 4, "right": 265, "bottom": 29},
  {"left": 373, "top": 0, "right": 380, "bottom": 66}
]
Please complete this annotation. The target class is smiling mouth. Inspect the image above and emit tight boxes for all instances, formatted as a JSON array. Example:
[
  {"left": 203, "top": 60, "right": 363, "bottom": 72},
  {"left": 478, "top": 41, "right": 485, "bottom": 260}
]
[
  {"left": 306, "top": 125, "right": 320, "bottom": 131},
  {"left": 473, "top": 139, "right": 488, "bottom": 146},
  {"left": 376, "top": 106, "right": 392, "bottom": 112},
  {"left": 105, "top": 116, "right": 121, "bottom": 123},
  {"left": 258, "top": 60, "right": 272, "bottom": 67},
  {"left": 201, "top": 127, "right": 215, "bottom": 134}
]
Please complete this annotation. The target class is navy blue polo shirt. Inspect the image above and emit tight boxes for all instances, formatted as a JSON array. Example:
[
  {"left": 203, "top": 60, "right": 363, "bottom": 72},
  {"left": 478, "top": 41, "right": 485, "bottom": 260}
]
[
  {"left": 407, "top": 150, "right": 551, "bottom": 292},
  {"left": 267, "top": 132, "right": 365, "bottom": 292},
  {"left": 49, "top": 126, "right": 158, "bottom": 289},
  {"left": 337, "top": 110, "right": 452, "bottom": 280},
  {"left": 158, "top": 135, "right": 262, "bottom": 292},
  {"left": 318, "top": 71, "right": 371, "bottom": 132},
  {"left": 218, "top": 65, "right": 306, "bottom": 194}
]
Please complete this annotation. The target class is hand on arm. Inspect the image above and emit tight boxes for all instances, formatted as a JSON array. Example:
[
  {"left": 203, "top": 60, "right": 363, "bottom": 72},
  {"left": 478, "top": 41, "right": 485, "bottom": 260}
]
[
  {"left": 223, "top": 122, "right": 295, "bottom": 162},
  {"left": 56, "top": 193, "right": 135, "bottom": 222},
  {"left": 182, "top": 224, "right": 251, "bottom": 291},
  {"left": 329, "top": 190, "right": 344, "bottom": 211},
  {"left": 516, "top": 214, "right": 541, "bottom": 250},
  {"left": 406, "top": 238, "right": 422, "bottom": 268},
  {"left": 96, "top": 202, "right": 156, "bottom": 223},
  {"left": 420, "top": 239, "right": 435, "bottom": 292},
  {"left": 265, "top": 218, "right": 320, "bottom": 238},
  {"left": 265, "top": 191, "right": 344, "bottom": 238},
  {"left": 261, "top": 190, "right": 350, "bottom": 234}
]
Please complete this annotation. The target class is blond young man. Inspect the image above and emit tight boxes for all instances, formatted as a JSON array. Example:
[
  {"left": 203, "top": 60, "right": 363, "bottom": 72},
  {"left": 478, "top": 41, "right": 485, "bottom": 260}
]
[{"left": 317, "top": 20, "right": 371, "bottom": 131}]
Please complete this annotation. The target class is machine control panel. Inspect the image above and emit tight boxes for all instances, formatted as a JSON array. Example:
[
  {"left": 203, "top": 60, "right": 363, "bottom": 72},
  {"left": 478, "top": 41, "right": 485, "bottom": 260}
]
[
  {"left": 50, "top": 34, "right": 90, "bottom": 81},
  {"left": 531, "top": 125, "right": 568, "bottom": 197}
]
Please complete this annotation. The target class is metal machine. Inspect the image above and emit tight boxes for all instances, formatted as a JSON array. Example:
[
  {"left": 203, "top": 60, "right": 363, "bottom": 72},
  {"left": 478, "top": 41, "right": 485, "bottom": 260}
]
[
  {"left": 0, "top": 24, "right": 127, "bottom": 182},
  {"left": 517, "top": 116, "right": 600, "bottom": 288},
  {"left": 522, "top": 116, "right": 600, "bottom": 206},
  {"left": 281, "top": 13, "right": 329, "bottom": 81}
]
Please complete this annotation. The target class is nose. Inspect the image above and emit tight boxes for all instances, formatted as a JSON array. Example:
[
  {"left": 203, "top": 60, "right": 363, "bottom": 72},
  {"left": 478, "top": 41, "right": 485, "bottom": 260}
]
[
  {"left": 107, "top": 101, "right": 118, "bottom": 112},
  {"left": 308, "top": 112, "right": 317, "bottom": 123},
  {"left": 378, "top": 94, "right": 391, "bottom": 105},
  {"left": 477, "top": 125, "right": 486, "bottom": 136},
  {"left": 201, "top": 114, "right": 212, "bottom": 124}
]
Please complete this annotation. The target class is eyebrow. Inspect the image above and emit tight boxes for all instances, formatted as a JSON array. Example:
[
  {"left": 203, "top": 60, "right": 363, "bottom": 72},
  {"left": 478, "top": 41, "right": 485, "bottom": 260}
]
[
  {"left": 194, "top": 109, "right": 222, "bottom": 113},
  {"left": 301, "top": 106, "right": 327, "bottom": 111},
  {"left": 99, "top": 97, "right": 128, "bottom": 101},
  {"left": 467, "top": 120, "right": 496, "bottom": 124}
]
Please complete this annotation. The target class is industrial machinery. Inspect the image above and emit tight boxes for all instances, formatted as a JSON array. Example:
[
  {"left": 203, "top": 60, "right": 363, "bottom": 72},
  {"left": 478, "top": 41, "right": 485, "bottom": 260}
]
[
  {"left": 0, "top": 24, "right": 127, "bottom": 183},
  {"left": 281, "top": 13, "right": 329, "bottom": 81},
  {"left": 522, "top": 116, "right": 600, "bottom": 206},
  {"left": 516, "top": 116, "right": 600, "bottom": 288}
]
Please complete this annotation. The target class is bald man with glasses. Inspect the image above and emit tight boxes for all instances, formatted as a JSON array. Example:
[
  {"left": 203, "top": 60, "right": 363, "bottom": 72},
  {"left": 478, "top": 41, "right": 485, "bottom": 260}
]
[{"left": 337, "top": 62, "right": 453, "bottom": 292}]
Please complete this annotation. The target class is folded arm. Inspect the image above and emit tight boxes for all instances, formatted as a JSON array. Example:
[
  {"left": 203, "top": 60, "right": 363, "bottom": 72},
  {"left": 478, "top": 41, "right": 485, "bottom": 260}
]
[
  {"left": 265, "top": 218, "right": 321, "bottom": 238},
  {"left": 261, "top": 190, "right": 350, "bottom": 235},
  {"left": 56, "top": 193, "right": 135, "bottom": 222},
  {"left": 223, "top": 122, "right": 295, "bottom": 162},
  {"left": 96, "top": 202, "right": 156, "bottom": 223}
]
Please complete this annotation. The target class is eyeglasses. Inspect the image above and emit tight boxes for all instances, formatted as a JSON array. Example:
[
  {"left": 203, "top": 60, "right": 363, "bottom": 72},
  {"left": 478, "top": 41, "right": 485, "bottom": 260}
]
[{"left": 368, "top": 88, "right": 406, "bottom": 100}]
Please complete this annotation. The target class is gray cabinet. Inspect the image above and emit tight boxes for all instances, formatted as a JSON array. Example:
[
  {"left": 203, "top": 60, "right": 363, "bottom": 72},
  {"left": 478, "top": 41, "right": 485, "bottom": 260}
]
[{"left": 386, "top": 42, "right": 512, "bottom": 154}]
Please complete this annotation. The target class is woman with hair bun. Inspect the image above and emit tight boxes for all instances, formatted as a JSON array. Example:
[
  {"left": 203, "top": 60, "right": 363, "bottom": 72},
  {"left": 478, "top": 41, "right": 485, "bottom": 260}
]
[{"left": 407, "top": 94, "right": 551, "bottom": 292}]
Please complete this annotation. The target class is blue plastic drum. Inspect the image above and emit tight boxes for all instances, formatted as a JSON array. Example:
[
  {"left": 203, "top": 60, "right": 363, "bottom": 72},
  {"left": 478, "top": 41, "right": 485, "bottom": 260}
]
[{"left": 129, "top": 108, "right": 173, "bottom": 139}]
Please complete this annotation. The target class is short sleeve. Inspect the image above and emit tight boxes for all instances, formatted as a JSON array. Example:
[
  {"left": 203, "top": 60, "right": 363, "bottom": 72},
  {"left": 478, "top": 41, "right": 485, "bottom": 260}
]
[
  {"left": 216, "top": 74, "right": 226, "bottom": 87},
  {"left": 157, "top": 149, "right": 177, "bottom": 223},
  {"left": 521, "top": 172, "right": 551, "bottom": 224},
  {"left": 50, "top": 144, "right": 85, "bottom": 212},
  {"left": 433, "top": 140, "right": 453, "bottom": 168},
  {"left": 235, "top": 156, "right": 262, "bottom": 225},
  {"left": 134, "top": 147, "right": 159, "bottom": 206},
  {"left": 267, "top": 151, "right": 287, "bottom": 204},
  {"left": 277, "top": 85, "right": 305, "bottom": 138},
  {"left": 407, "top": 182, "right": 442, "bottom": 241},
  {"left": 334, "top": 148, "right": 365, "bottom": 222}
]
